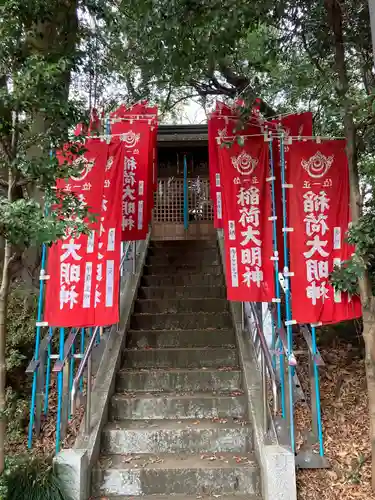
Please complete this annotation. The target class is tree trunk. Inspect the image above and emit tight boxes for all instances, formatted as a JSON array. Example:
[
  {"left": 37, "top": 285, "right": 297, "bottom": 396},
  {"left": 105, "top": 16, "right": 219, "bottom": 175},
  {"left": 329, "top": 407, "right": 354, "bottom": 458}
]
[
  {"left": 22, "top": 0, "right": 79, "bottom": 289},
  {"left": 325, "top": 0, "right": 375, "bottom": 489},
  {"left": 0, "top": 241, "right": 11, "bottom": 474},
  {"left": 0, "top": 157, "right": 15, "bottom": 473}
]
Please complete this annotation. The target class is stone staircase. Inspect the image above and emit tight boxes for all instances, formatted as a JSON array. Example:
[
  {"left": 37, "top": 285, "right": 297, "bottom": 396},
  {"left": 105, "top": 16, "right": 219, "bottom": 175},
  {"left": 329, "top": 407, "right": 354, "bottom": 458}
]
[{"left": 92, "top": 239, "right": 261, "bottom": 500}]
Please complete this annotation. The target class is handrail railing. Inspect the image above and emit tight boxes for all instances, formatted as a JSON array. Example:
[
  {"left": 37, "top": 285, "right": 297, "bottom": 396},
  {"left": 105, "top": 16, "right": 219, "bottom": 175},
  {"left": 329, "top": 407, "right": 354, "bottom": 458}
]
[
  {"left": 69, "top": 239, "right": 137, "bottom": 438},
  {"left": 71, "top": 325, "right": 100, "bottom": 433},
  {"left": 243, "top": 302, "right": 279, "bottom": 435},
  {"left": 27, "top": 238, "right": 139, "bottom": 452}
]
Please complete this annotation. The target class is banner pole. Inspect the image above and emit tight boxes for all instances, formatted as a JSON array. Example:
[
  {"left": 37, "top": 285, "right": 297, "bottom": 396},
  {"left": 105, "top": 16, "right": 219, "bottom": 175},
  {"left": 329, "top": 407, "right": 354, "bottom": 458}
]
[
  {"left": 69, "top": 330, "right": 76, "bottom": 419},
  {"left": 80, "top": 328, "right": 85, "bottom": 392},
  {"left": 279, "top": 133, "right": 296, "bottom": 452},
  {"left": 183, "top": 154, "right": 189, "bottom": 230},
  {"left": 55, "top": 327, "right": 65, "bottom": 453},
  {"left": 43, "top": 326, "right": 53, "bottom": 415},
  {"left": 311, "top": 325, "right": 324, "bottom": 456},
  {"left": 268, "top": 136, "right": 286, "bottom": 418}
]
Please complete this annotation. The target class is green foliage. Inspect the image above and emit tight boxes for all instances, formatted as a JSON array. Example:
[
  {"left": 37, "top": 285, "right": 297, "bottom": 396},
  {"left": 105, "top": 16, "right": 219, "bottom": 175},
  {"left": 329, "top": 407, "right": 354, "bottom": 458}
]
[
  {"left": 330, "top": 259, "right": 364, "bottom": 296},
  {"left": 4, "top": 285, "right": 37, "bottom": 445},
  {"left": 6, "top": 285, "right": 37, "bottom": 373},
  {"left": 4, "top": 388, "right": 29, "bottom": 447},
  {"left": 0, "top": 455, "right": 71, "bottom": 500}
]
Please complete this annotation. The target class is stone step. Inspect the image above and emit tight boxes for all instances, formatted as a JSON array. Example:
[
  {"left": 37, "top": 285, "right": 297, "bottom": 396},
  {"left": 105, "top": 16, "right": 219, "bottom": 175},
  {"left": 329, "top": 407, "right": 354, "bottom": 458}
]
[
  {"left": 122, "top": 348, "right": 238, "bottom": 369},
  {"left": 143, "top": 265, "right": 222, "bottom": 276},
  {"left": 146, "top": 254, "right": 220, "bottom": 267},
  {"left": 130, "top": 312, "right": 232, "bottom": 330},
  {"left": 138, "top": 286, "right": 226, "bottom": 300},
  {"left": 150, "top": 240, "right": 218, "bottom": 250},
  {"left": 116, "top": 368, "right": 242, "bottom": 393},
  {"left": 102, "top": 418, "right": 253, "bottom": 455},
  {"left": 134, "top": 298, "right": 229, "bottom": 315},
  {"left": 110, "top": 392, "right": 246, "bottom": 420},
  {"left": 141, "top": 274, "right": 225, "bottom": 287},
  {"left": 126, "top": 329, "right": 236, "bottom": 348},
  {"left": 92, "top": 453, "right": 260, "bottom": 496},
  {"left": 147, "top": 248, "right": 219, "bottom": 260},
  {"left": 91, "top": 495, "right": 261, "bottom": 500}
]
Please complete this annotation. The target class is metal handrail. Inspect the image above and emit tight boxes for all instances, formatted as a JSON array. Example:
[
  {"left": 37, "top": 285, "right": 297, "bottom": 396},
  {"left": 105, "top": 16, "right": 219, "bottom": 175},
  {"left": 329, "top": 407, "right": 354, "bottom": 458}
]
[
  {"left": 244, "top": 302, "right": 279, "bottom": 433},
  {"left": 70, "top": 239, "right": 136, "bottom": 435},
  {"left": 71, "top": 325, "right": 100, "bottom": 433}
]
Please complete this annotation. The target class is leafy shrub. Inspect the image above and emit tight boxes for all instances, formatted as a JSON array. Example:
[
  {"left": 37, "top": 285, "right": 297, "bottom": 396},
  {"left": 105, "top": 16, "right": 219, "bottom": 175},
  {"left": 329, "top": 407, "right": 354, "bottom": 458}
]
[{"left": 0, "top": 455, "right": 71, "bottom": 500}]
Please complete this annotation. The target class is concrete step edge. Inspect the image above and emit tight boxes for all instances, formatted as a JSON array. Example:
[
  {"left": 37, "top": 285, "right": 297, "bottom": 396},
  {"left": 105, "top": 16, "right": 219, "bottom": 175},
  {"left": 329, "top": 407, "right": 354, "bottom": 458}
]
[
  {"left": 118, "top": 367, "right": 241, "bottom": 374},
  {"left": 131, "top": 312, "right": 231, "bottom": 317},
  {"left": 91, "top": 495, "right": 260, "bottom": 500},
  {"left": 112, "top": 392, "right": 245, "bottom": 401},
  {"left": 96, "top": 453, "right": 258, "bottom": 470},
  {"left": 127, "top": 328, "right": 234, "bottom": 335},
  {"left": 103, "top": 418, "right": 251, "bottom": 431}
]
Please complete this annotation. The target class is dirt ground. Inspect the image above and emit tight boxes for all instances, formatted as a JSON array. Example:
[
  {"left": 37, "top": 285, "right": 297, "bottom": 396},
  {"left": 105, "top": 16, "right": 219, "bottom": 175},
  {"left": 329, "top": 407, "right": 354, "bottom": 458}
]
[{"left": 296, "top": 344, "right": 374, "bottom": 499}]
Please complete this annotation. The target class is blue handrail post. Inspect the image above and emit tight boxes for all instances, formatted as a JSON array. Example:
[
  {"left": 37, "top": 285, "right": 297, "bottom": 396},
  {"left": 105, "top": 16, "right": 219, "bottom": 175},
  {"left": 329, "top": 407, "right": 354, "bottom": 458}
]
[
  {"left": 43, "top": 327, "right": 53, "bottom": 415},
  {"left": 27, "top": 230, "right": 48, "bottom": 449},
  {"left": 183, "top": 154, "right": 189, "bottom": 230},
  {"left": 69, "top": 331, "right": 76, "bottom": 419},
  {"left": 311, "top": 325, "right": 324, "bottom": 456},
  {"left": 267, "top": 135, "right": 286, "bottom": 418},
  {"left": 55, "top": 327, "right": 65, "bottom": 453},
  {"left": 279, "top": 133, "right": 296, "bottom": 452},
  {"left": 80, "top": 328, "right": 85, "bottom": 392}
]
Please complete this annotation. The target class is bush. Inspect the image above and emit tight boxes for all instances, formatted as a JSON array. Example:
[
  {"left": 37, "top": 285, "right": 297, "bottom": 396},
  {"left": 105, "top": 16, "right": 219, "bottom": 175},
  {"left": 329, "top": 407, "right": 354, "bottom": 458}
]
[
  {"left": 0, "top": 455, "right": 71, "bottom": 500},
  {"left": 6, "top": 284, "right": 37, "bottom": 385}
]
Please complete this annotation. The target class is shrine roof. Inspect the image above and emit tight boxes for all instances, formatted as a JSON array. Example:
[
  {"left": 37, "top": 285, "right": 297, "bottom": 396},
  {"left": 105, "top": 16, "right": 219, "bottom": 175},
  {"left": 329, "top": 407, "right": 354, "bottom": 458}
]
[{"left": 157, "top": 124, "right": 208, "bottom": 146}]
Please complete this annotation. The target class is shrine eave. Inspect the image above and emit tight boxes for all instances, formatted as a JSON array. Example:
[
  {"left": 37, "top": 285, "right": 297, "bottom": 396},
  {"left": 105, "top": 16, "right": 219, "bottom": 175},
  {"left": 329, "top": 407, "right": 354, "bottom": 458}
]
[{"left": 157, "top": 124, "right": 208, "bottom": 146}]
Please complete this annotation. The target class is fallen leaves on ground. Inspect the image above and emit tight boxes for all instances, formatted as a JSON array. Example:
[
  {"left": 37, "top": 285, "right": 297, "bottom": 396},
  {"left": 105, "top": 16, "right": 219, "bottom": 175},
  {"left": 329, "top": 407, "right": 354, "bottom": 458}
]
[
  {"left": 296, "top": 344, "right": 374, "bottom": 499},
  {"left": 7, "top": 379, "right": 85, "bottom": 458}
]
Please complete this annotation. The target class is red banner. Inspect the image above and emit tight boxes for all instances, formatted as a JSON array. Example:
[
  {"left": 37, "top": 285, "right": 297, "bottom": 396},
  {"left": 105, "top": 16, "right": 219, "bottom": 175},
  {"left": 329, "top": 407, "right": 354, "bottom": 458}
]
[
  {"left": 45, "top": 139, "right": 109, "bottom": 327},
  {"left": 275, "top": 112, "right": 313, "bottom": 139},
  {"left": 271, "top": 112, "right": 314, "bottom": 266},
  {"left": 287, "top": 140, "right": 362, "bottom": 324},
  {"left": 218, "top": 136, "right": 275, "bottom": 302},
  {"left": 120, "top": 121, "right": 151, "bottom": 241},
  {"left": 208, "top": 102, "right": 232, "bottom": 228},
  {"left": 45, "top": 139, "right": 125, "bottom": 327},
  {"left": 110, "top": 104, "right": 157, "bottom": 240},
  {"left": 208, "top": 101, "right": 266, "bottom": 229},
  {"left": 94, "top": 140, "right": 125, "bottom": 326}
]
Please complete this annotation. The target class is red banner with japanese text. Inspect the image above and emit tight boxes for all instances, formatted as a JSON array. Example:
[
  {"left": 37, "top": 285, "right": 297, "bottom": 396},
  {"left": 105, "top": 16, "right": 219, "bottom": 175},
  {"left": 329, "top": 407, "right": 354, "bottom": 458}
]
[
  {"left": 110, "top": 104, "right": 156, "bottom": 239},
  {"left": 45, "top": 139, "right": 109, "bottom": 327},
  {"left": 218, "top": 136, "right": 275, "bottom": 302},
  {"left": 45, "top": 139, "right": 125, "bottom": 327},
  {"left": 94, "top": 139, "right": 125, "bottom": 326},
  {"left": 208, "top": 102, "right": 233, "bottom": 228},
  {"left": 208, "top": 101, "right": 265, "bottom": 229},
  {"left": 120, "top": 121, "right": 151, "bottom": 241},
  {"left": 287, "top": 140, "right": 362, "bottom": 324},
  {"left": 271, "top": 112, "right": 314, "bottom": 266}
]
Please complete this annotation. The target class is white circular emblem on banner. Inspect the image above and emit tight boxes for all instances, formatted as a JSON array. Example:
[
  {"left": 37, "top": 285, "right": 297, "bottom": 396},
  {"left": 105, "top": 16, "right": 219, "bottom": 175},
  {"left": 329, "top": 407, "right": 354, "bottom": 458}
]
[
  {"left": 71, "top": 156, "right": 95, "bottom": 181},
  {"left": 231, "top": 151, "right": 258, "bottom": 176},
  {"left": 120, "top": 131, "right": 141, "bottom": 148},
  {"left": 302, "top": 151, "right": 334, "bottom": 178}
]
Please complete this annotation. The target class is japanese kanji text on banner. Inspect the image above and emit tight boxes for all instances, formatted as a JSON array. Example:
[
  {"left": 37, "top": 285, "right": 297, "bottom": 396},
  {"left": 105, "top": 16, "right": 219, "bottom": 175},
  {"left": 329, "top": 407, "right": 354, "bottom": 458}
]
[
  {"left": 218, "top": 136, "right": 275, "bottom": 302},
  {"left": 287, "top": 140, "right": 362, "bottom": 324}
]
